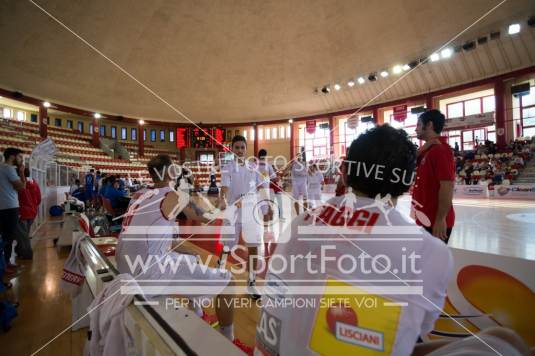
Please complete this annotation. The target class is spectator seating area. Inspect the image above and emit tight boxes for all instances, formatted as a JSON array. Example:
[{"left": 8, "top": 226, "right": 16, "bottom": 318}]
[
  {"left": 0, "top": 121, "right": 180, "bottom": 184},
  {"left": 455, "top": 137, "right": 535, "bottom": 185}
]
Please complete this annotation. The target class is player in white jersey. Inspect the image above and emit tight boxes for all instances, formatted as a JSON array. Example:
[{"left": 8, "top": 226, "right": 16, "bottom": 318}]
[
  {"left": 284, "top": 153, "right": 308, "bottom": 214},
  {"left": 116, "top": 154, "right": 252, "bottom": 353},
  {"left": 255, "top": 125, "right": 453, "bottom": 356},
  {"left": 307, "top": 163, "right": 324, "bottom": 209},
  {"left": 257, "top": 149, "right": 275, "bottom": 230},
  {"left": 219, "top": 135, "right": 269, "bottom": 299}
]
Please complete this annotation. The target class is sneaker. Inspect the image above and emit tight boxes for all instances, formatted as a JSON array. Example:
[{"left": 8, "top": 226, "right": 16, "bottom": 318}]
[
  {"left": 201, "top": 312, "right": 219, "bottom": 327},
  {"left": 247, "top": 281, "right": 261, "bottom": 300},
  {"left": 232, "top": 339, "right": 253, "bottom": 355}
]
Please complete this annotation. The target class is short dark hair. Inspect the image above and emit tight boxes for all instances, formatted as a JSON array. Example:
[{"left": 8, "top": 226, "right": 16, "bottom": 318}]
[
  {"left": 419, "top": 109, "right": 446, "bottom": 134},
  {"left": 346, "top": 124, "right": 416, "bottom": 198},
  {"left": 258, "top": 149, "right": 267, "bottom": 158},
  {"left": 147, "top": 154, "right": 173, "bottom": 182},
  {"left": 3, "top": 147, "right": 23, "bottom": 161},
  {"left": 90, "top": 169, "right": 95, "bottom": 173},
  {"left": 231, "top": 135, "right": 246, "bottom": 147}
]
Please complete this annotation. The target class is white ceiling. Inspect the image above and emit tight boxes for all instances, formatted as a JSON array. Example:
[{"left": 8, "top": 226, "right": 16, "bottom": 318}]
[{"left": 0, "top": 0, "right": 534, "bottom": 123}]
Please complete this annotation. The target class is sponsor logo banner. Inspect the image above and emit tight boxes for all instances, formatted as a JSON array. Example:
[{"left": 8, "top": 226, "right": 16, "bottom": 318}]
[
  {"left": 444, "top": 112, "right": 494, "bottom": 130},
  {"left": 309, "top": 278, "right": 401, "bottom": 355}
]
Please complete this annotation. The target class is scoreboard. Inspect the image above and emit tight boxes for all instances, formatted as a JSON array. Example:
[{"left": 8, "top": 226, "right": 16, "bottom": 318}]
[
  {"left": 176, "top": 127, "right": 226, "bottom": 149},
  {"left": 191, "top": 128, "right": 210, "bottom": 148}
]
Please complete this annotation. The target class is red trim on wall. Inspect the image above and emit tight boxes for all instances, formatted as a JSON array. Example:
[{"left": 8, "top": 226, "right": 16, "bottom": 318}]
[
  {"left": 92, "top": 117, "right": 100, "bottom": 147},
  {"left": 494, "top": 79, "right": 506, "bottom": 147},
  {"left": 289, "top": 122, "right": 294, "bottom": 159},
  {"left": 138, "top": 123, "right": 144, "bottom": 157},
  {"left": 253, "top": 125, "right": 259, "bottom": 156},
  {"left": 38, "top": 106, "right": 47, "bottom": 138}
]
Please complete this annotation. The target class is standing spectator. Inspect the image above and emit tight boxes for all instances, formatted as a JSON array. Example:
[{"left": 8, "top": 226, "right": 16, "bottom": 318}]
[
  {"left": 15, "top": 168, "right": 41, "bottom": 260},
  {"left": 95, "top": 170, "right": 102, "bottom": 196},
  {"left": 0, "top": 148, "right": 27, "bottom": 270},
  {"left": 70, "top": 179, "right": 84, "bottom": 201},
  {"left": 412, "top": 110, "right": 455, "bottom": 243},
  {"left": 97, "top": 173, "right": 107, "bottom": 194},
  {"left": 84, "top": 168, "right": 96, "bottom": 204}
]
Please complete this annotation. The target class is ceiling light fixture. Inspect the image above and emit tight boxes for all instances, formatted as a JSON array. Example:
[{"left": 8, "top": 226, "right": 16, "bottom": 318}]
[
  {"left": 94, "top": 113, "right": 101, "bottom": 119},
  {"left": 321, "top": 85, "right": 331, "bottom": 94},
  {"left": 139, "top": 119, "right": 145, "bottom": 125},
  {"left": 429, "top": 52, "right": 440, "bottom": 62},
  {"left": 43, "top": 101, "right": 51, "bottom": 108},
  {"left": 402, "top": 64, "right": 410, "bottom": 71},
  {"left": 357, "top": 77, "right": 366, "bottom": 84},
  {"left": 347, "top": 80, "right": 355, "bottom": 87},
  {"left": 508, "top": 23, "right": 520, "bottom": 35},
  {"left": 334, "top": 83, "right": 341, "bottom": 91},
  {"left": 288, "top": 119, "right": 293, "bottom": 123},
  {"left": 440, "top": 48, "right": 453, "bottom": 59},
  {"left": 392, "top": 65, "right": 402, "bottom": 74},
  {"left": 380, "top": 70, "right": 389, "bottom": 78}
]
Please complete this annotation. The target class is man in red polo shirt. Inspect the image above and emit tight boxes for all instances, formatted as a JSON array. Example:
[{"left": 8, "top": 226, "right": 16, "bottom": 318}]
[{"left": 412, "top": 109, "right": 455, "bottom": 243}]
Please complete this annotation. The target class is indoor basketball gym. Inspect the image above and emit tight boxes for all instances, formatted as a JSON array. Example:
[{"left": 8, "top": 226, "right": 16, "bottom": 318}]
[{"left": 1, "top": 1, "right": 535, "bottom": 355}]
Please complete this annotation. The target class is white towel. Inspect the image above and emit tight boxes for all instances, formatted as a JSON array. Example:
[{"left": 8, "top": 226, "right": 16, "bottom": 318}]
[
  {"left": 60, "top": 232, "right": 85, "bottom": 297},
  {"left": 87, "top": 274, "right": 139, "bottom": 356}
]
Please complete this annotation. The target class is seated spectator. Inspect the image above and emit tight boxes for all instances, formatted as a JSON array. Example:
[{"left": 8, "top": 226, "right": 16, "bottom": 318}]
[
  {"left": 117, "top": 175, "right": 126, "bottom": 191},
  {"left": 455, "top": 157, "right": 463, "bottom": 173},
  {"left": 493, "top": 173, "right": 503, "bottom": 185},
  {"left": 472, "top": 169, "right": 481, "bottom": 185},
  {"left": 103, "top": 179, "right": 128, "bottom": 210},
  {"left": 97, "top": 173, "right": 107, "bottom": 193},
  {"left": 99, "top": 176, "right": 111, "bottom": 197}
]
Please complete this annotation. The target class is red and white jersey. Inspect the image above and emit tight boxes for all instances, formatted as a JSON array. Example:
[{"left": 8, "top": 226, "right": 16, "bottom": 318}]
[
  {"left": 307, "top": 171, "right": 324, "bottom": 195},
  {"left": 291, "top": 161, "right": 308, "bottom": 181},
  {"left": 221, "top": 160, "right": 266, "bottom": 204},
  {"left": 255, "top": 195, "right": 453, "bottom": 356},
  {"left": 116, "top": 186, "right": 178, "bottom": 276},
  {"left": 258, "top": 161, "right": 275, "bottom": 184}
]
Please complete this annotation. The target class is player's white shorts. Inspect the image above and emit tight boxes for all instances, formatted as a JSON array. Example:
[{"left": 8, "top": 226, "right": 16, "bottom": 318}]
[
  {"left": 292, "top": 180, "right": 308, "bottom": 199},
  {"left": 145, "top": 252, "right": 232, "bottom": 300},
  {"left": 259, "top": 190, "right": 272, "bottom": 215},
  {"left": 221, "top": 221, "right": 262, "bottom": 247},
  {"left": 307, "top": 190, "right": 321, "bottom": 202}
]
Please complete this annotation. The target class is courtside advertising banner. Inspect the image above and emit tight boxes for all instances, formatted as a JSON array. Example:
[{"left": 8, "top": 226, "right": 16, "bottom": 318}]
[
  {"left": 424, "top": 248, "right": 535, "bottom": 349},
  {"left": 453, "top": 185, "right": 488, "bottom": 198},
  {"left": 489, "top": 185, "right": 535, "bottom": 200}
]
